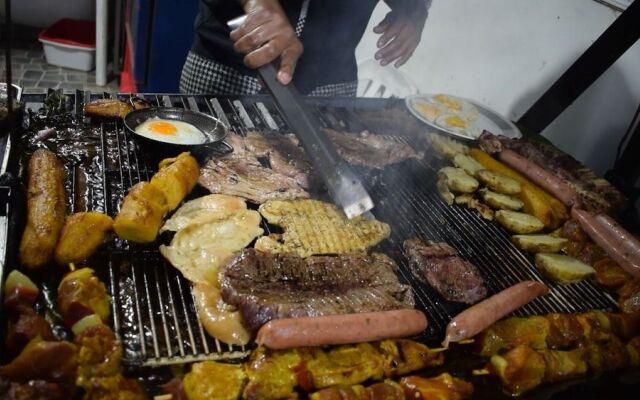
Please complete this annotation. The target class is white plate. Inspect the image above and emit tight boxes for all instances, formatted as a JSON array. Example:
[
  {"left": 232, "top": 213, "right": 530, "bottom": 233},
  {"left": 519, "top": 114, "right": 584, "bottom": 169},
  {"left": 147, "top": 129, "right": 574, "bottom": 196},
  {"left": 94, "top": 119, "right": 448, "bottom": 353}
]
[{"left": 405, "top": 94, "right": 521, "bottom": 140}]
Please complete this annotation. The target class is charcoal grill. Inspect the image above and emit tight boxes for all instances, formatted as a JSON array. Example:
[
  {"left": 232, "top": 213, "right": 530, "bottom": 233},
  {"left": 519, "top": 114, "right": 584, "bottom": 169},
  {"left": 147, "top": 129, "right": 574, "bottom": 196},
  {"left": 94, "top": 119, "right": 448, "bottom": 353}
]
[{"left": 1, "top": 91, "right": 618, "bottom": 371}]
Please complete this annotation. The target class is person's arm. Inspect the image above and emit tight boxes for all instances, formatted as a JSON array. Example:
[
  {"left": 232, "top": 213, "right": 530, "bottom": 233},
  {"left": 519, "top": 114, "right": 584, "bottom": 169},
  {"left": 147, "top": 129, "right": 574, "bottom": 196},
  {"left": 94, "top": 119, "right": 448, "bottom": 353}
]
[
  {"left": 229, "top": 0, "right": 303, "bottom": 85},
  {"left": 374, "top": 0, "right": 431, "bottom": 67}
]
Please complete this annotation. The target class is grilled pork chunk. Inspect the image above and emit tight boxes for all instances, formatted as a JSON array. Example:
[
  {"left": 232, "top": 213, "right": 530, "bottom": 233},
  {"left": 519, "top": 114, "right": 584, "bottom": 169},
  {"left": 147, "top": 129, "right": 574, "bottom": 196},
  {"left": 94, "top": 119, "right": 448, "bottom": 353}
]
[{"left": 403, "top": 238, "right": 487, "bottom": 304}]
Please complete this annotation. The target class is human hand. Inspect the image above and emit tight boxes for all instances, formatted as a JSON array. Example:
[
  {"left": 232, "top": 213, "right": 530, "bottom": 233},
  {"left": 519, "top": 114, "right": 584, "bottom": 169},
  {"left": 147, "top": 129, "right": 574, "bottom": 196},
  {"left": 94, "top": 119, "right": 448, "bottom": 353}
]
[
  {"left": 373, "top": 0, "right": 429, "bottom": 67},
  {"left": 230, "top": 0, "right": 303, "bottom": 85}
]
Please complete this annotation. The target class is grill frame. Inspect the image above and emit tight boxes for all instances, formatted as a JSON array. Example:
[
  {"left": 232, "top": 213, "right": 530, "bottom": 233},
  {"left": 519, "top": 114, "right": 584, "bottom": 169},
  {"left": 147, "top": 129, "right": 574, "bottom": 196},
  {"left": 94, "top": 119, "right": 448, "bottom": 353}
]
[{"left": 4, "top": 91, "right": 618, "bottom": 369}]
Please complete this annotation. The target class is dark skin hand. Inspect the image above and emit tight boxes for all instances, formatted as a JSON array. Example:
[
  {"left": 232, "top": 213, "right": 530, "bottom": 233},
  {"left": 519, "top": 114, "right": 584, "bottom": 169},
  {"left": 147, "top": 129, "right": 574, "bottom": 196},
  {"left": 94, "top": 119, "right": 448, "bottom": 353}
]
[
  {"left": 374, "top": 0, "right": 429, "bottom": 67},
  {"left": 230, "top": 0, "right": 303, "bottom": 85}
]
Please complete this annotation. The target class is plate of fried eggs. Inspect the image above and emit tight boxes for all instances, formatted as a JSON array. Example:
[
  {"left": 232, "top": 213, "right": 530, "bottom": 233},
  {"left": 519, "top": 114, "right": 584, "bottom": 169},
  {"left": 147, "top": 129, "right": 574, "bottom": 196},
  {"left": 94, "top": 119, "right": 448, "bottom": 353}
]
[{"left": 406, "top": 93, "right": 521, "bottom": 140}]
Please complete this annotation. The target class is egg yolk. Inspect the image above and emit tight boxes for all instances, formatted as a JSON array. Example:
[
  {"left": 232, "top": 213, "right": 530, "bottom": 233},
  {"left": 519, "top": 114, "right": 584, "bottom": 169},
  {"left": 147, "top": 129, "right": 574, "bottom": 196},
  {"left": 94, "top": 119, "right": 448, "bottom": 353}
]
[
  {"left": 445, "top": 116, "right": 466, "bottom": 128},
  {"left": 148, "top": 121, "right": 178, "bottom": 135},
  {"left": 434, "top": 95, "right": 462, "bottom": 111}
]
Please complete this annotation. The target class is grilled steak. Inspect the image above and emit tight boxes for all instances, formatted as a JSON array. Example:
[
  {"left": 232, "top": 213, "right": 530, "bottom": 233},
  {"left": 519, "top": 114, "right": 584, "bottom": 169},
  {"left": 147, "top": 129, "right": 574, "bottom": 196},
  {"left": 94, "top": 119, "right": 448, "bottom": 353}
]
[
  {"left": 324, "top": 128, "right": 422, "bottom": 169},
  {"left": 403, "top": 238, "right": 487, "bottom": 304},
  {"left": 244, "top": 131, "right": 313, "bottom": 188},
  {"left": 198, "top": 133, "right": 309, "bottom": 204},
  {"left": 220, "top": 249, "right": 415, "bottom": 332}
]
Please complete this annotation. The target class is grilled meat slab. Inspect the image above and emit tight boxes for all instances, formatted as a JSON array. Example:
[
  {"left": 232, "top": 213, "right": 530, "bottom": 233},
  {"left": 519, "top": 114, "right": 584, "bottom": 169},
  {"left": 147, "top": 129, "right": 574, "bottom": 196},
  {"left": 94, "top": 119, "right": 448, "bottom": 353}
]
[
  {"left": 324, "top": 128, "right": 422, "bottom": 169},
  {"left": 198, "top": 133, "right": 309, "bottom": 204},
  {"left": 403, "top": 238, "right": 487, "bottom": 304},
  {"left": 220, "top": 249, "right": 415, "bottom": 332},
  {"left": 255, "top": 199, "right": 391, "bottom": 257}
]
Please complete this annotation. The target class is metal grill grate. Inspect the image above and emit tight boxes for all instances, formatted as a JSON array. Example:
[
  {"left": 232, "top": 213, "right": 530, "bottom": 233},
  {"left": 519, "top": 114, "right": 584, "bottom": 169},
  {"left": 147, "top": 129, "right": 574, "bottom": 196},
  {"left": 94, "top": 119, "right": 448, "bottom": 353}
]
[{"left": 16, "top": 92, "right": 618, "bottom": 367}]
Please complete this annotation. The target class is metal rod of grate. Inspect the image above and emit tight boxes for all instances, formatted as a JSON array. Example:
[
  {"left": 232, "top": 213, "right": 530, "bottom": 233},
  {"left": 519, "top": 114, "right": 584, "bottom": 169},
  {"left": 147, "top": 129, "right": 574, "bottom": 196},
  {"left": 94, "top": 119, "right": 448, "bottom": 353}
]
[{"left": 47, "top": 92, "right": 618, "bottom": 366}]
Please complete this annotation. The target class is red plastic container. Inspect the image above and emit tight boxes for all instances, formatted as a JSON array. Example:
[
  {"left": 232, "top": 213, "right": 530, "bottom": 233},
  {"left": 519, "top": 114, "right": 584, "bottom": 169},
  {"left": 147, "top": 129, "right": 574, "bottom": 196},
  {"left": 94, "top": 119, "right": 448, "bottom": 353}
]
[{"left": 39, "top": 19, "right": 96, "bottom": 71}]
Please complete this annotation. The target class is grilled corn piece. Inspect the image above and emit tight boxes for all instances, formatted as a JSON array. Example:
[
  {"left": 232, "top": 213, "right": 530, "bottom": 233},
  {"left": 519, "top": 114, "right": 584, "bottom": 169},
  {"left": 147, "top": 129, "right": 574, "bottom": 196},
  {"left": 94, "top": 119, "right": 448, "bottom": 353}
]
[{"left": 255, "top": 199, "right": 390, "bottom": 257}]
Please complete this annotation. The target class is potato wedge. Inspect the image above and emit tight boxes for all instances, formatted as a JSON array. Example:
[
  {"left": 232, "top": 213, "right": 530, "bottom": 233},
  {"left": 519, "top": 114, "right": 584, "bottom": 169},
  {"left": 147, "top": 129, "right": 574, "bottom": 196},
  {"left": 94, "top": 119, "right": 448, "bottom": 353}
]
[
  {"left": 495, "top": 210, "right": 544, "bottom": 234},
  {"left": 455, "top": 194, "right": 474, "bottom": 205},
  {"left": 428, "top": 133, "right": 469, "bottom": 159},
  {"left": 477, "top": 170, "right": 521, "bottom": 195},
  {"left": 479, "top": 188, "right": 524, "bottom": 211},
  {"left": 438, "top": 167, "right": 479, "bottom": 193},
  {"left": 436, "top": 176, "right": 455, "bottom": 205},
  {"left": 54, "top": 212, "right": 114, "bottom": 265},
  {"left": 469, "top": 149, "right": 568, "bottom": 228},
  {"left": 453, "top": 154, "right": 485, "bottom": 177},
  {"left": 535, "top": 253, "right": 595, "bottom": 283},
  {"left": 468, "top": 198, "right": 494, "bottom": 221},
  {"left": 512, "top": 235, "right": 568, "bottom": 253}
]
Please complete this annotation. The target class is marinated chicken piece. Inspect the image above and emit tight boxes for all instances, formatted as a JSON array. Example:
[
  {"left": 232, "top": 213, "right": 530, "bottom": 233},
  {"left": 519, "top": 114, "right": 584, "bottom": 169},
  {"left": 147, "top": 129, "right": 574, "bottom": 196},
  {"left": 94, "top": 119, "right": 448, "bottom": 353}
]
[
  {"left": 377, "top": 339, "right": 445, "bottom": 377},
  {"left": 323, "top": 129, "right": 422, "bottom": 169},
  {"left": 403, "top": 239, "right": 487, "bottom": 304},
  {"left": 400, "top": 374, "right": 474, "bottom": 400},
  {"left": 159, "top": 207, "right": 263, "bottom": 287},
  {"left": 311, "top": 381, "right": 403, "bottom": 400},
  {"left": 198, "top": 134, "right": 309, "bottom": 204},
  {"left": 0, "top": 379, "right": 65, "bottom": 400},
  {"left": 160, "top": 194, "right": 247, "bottom": 233},
  {"left": 182, "top": 361, "right": 246, "bottom": 400},
  {"left": 255, "top": 199, "right": 390, "bottom": 257},
  {"left": 113, "top": 181, "right": 169, "bottom": 243},
  {"left": 81, "top": 376, "right": 147, "bottom": 400},
  {"left": 306, "top": 343, "right": 385, "bottom": 389},
  {"left": 150, "top": 152, "right": 200, "bottom": 210},
  {"left": 5, "top": 308, "right": 54, "bottom": 357},
  {"left": 19, "top": 149, "right": 66, "bottom": 268},
  {"left": 243, "top": 347, "right": 305, "bottom": 400},
  {"left": 74, "top": 325, "right": 123, "bottom": 388},
  {"left": 475, "top": 316, "right": 550, "bottom": 357},
  {"left": 57, "top": 268, "right": 111, "bottom": 327},
  {"left": 487, "top": 345, "right": 546, "bottom": 396},
  {"left": 54, "top": 212, "right": 113, "bottom": 265},
  {"left": 593, "top": 258, "right": 631, "bottom": 288},
  {"left": 0, "top": 337, "right": 77, "bottom": 390},
  {"left": 192, "top": 282, "right": 251, "bottom": 346}
]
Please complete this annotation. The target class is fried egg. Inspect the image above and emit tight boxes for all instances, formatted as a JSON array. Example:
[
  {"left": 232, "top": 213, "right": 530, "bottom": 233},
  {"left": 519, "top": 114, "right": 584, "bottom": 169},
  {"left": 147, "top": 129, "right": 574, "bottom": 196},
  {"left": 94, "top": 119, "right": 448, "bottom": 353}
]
[
  {"left": 135, "top": 118, "right": 206, "bottom": 145},
  {"left": 413, "top": 99, "right": 443, "bottom": 122},
  {"left": 436, "top": 114, "right": 482, "bottom": 138},
  {"left": 431, "top": 94, "right": 480, "bottom": 120}
]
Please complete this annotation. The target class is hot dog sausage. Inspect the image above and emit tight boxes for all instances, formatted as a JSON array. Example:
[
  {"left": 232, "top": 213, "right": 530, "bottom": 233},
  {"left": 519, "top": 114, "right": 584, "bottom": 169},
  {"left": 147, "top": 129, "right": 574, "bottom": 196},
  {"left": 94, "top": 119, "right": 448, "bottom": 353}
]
[
  {"left": 256, "top": 309, "right": 428, "bottom": 350},
  {"left": 572, "top": 208, "right": 640, "bottom": 278},
  {"left": 19, "top": 149, "right": 66, "bottom": 268},
  {"left": 498, "top": 149, "right": 577, "bottom": 207},
  {"left": 442, "top": 280, "right": 549, "bottom": 348},
  {"left": 595, "top": 214, "right": 640, "bottom": 263}
]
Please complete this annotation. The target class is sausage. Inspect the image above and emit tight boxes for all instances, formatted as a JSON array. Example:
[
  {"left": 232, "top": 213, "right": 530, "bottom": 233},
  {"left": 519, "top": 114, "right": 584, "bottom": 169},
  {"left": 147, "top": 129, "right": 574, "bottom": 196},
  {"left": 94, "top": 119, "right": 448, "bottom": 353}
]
[
  {"left": 498, "top": 149, "right": 577, "bottom": 207},
  {"left": 18, "top": 149, "right": 66, "bottom": 268},
  {"left": 572, "top": 208, "right": 640, "bottom": 278},
  {"left": 595, "top": 214, "right": 640, "bottom": 263},
  {"left": 256, "top": 309, "right": 428, "bottom": 350},
  {"left": 442, "top": 280, "right": 549, "bottom": 348}
]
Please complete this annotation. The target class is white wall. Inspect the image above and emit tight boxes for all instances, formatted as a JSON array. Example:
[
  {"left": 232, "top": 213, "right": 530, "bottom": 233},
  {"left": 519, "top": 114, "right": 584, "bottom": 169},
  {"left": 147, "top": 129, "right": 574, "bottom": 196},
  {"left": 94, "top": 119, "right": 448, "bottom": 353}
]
[{"left": 356, "top": 0, "right": 640, "bottom": 176}]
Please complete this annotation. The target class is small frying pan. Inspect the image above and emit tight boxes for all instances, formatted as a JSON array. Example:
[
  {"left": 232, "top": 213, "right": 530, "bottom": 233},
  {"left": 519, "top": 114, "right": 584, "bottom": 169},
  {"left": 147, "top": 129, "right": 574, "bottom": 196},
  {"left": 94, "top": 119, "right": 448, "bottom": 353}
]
[{"left": 123, "top": 107, "right": 233, "bottom": 160}]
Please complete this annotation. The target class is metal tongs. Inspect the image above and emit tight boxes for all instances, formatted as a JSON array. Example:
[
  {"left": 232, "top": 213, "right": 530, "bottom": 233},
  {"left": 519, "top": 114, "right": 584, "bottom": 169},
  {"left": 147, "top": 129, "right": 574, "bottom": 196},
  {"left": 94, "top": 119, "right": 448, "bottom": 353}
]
[{"left": 227, "top": 16, "right": 373, "bottom": 219}]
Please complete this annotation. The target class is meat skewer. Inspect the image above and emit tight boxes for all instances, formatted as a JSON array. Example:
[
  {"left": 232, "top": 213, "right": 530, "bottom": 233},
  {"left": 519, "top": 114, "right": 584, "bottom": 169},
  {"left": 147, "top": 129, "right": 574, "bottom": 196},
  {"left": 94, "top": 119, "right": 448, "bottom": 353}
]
[{"left": 442, "top": 280, "right": 549, "bottom": 347}]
